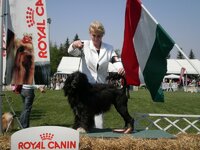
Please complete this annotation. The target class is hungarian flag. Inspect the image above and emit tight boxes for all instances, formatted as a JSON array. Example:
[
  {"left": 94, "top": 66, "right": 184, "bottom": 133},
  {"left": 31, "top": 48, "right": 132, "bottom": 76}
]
[
  {"left": 5, "top": 0, "right": 50, "bottom": 85},
  {"left": 121, "top": 0, "right": 175, "bottom": 101}
]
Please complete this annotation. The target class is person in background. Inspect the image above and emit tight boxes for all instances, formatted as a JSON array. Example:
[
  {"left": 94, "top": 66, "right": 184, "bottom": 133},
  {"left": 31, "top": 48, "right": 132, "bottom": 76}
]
[
  {"left": 68, "top": 20, "right": 125, "bottom": 129},
  {"left": 20, "top": 84, "right": 45, "bottom": 128}
]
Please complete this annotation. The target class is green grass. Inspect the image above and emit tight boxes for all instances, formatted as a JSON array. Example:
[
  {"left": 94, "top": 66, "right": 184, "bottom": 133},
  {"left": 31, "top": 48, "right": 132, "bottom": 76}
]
[{"left": 2, "top": 89, "right": 200, "bottom": 130}]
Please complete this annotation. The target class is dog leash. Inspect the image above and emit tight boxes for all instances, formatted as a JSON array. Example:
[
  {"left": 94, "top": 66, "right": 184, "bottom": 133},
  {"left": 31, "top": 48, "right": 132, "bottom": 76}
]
[{"left": 78, "top": 42, "right": 84, "bottom": 71}]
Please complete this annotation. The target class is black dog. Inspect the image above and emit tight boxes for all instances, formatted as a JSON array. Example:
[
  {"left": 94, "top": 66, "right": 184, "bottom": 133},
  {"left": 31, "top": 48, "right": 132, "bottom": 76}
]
[{"left": 63, "top": 71, "right": 134, "bottom": 133}]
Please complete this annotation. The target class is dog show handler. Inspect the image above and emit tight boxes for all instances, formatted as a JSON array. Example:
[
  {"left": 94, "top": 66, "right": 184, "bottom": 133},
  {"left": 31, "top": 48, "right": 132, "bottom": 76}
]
[{"left": 68, "top": 20, "right": 125, "bottom": 129}]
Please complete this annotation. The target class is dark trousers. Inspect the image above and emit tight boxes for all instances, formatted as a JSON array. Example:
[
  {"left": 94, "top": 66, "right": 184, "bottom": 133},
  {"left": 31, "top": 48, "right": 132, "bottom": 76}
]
[{"left": 20, "top": 88, "right": 35, "bottom": 128}]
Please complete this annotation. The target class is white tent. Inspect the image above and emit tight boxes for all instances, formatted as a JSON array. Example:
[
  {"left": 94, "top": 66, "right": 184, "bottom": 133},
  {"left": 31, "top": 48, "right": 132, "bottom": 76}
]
[
  {"left": 57, "top": 56, "right": 122, "bottom": 74},
  {"left": 56, "top": 57, "right": 200, "bottom": 76},
  {"left": 57, "top": 57, "right": 81, "bottom": 74},
  {"left": 167, "top": 59, "right": 200, "bottom": 75},
  {"left": 164, "top": 74, "right": 180, "bottom": 79}
]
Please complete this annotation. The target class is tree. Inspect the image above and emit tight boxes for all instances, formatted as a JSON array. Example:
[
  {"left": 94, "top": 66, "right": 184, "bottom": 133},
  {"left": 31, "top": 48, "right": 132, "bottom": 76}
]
[
  {"left": 176, "top": 49, "right": 184, "bottom": 59},
  {"left": 73, "top": 33, "right": 80, "bottom": 41},
  {"left": 49, "top": 34, "right": 81, "bottom": 76},
  {"left": 63, "top": 38, "right": 70, "bottom": 56},
  {"left": 59, "top": 43, "right": 65, "bottom": 56},
  {"left": 189, "top": 49, "right": 195, "bottom": 59},
  {"left": 50, "top": 43, "right": 62, "bottom": 75}
]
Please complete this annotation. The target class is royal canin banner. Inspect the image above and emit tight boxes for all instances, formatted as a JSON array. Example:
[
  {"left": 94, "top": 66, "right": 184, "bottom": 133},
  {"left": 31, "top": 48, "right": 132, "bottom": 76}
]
[
  {"left": 11, "top": 126, "right": 80, "bottom": 150},
  {"left": 5, "top": 0, "right": 50, "bottom": 85}
]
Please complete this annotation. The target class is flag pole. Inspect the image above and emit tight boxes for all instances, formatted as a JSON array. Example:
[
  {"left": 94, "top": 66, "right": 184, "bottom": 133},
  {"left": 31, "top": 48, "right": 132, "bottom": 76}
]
[
  {"left": 174, "top": 44, "right": 200, "bottom": 75},
  {"left": 0, "top": 0, "right": 5, "bottom": 134},
  {"left": 142, "top": 4, "right": 200, "bottom": 76}
]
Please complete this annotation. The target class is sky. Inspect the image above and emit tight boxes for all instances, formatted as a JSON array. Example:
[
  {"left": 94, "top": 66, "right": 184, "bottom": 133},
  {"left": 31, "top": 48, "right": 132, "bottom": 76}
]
[{"left": 46, "top": 0, "right": 200, "bottom": 59}]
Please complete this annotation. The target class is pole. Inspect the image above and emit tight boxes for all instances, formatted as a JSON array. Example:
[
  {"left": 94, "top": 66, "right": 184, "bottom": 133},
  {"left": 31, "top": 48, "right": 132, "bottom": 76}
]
[
  {"left": 47, "top": 17, "right": 51, "bottom": 87},
  {"left": 47, "top": 17, "right": 51, "bottom": 43},
  {"left": 174, "top": 44, "right": 200, "bottom": 75},
  {"left": 0, "top": 0, "right": 5, "bottom": 134}
]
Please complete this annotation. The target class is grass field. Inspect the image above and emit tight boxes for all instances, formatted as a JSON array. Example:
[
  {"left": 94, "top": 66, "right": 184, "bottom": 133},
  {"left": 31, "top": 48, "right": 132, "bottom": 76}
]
[
  {"left": 1, "top": 89, "right": 200, "bottom": 150},
  {"left": 2, "top": 88, "right": 200, "bottom": 131}
]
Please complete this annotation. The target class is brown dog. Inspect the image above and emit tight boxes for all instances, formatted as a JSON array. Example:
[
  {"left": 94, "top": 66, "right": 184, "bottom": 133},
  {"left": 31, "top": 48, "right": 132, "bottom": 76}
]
[{"left": 2, "top": 112, "right": 14, "bottom": 132}]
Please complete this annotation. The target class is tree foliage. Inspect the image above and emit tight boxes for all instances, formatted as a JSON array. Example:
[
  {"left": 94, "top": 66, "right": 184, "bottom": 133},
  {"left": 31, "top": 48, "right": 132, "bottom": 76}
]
[
  {"left": 73, "top": 33, "right": 80, "bottom": 41},
  {"left": 63, "top": 38, "right": 70, "bottom": 56},
  {"left": 176, "top": 48, "right": 184, "bottom": 59},
  {"left": 49, "top": 34, "right": 80, "bottom": 76},
  {"left": 49, "top": 43, "right": 62, "bottom": 75},
  {"left": 189, "top": 49, "right": 195, "bottom": 59}
]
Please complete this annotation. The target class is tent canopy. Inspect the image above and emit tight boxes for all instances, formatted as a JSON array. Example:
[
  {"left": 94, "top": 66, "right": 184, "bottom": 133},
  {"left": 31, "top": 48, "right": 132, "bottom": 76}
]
[
  {"left": 57, "top": 57, "right": 200, "bottom": 76},
  {"left": 57, "top": 57, "right": 118, "bottom": 74},
  {"left": 57, "top": 57, "right": 81, "bottom": 74},
  {"left": 164, "top": 74, "right": 180, "bottom": 79},
  {"left": 167, "top": 59, "right": 200, "bottom": 75}
]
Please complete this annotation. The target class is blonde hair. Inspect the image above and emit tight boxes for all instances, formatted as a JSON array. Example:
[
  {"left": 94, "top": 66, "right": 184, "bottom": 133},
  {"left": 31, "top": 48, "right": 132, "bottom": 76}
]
[{"left": 89, "top": 21, "right": 105, "bottom": 36}]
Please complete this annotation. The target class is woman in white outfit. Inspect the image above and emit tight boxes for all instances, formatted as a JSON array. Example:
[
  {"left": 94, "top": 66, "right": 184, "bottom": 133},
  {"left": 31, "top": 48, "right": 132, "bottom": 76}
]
[{"left": 68, "top": 21, "right": 125, "bottom": 129}]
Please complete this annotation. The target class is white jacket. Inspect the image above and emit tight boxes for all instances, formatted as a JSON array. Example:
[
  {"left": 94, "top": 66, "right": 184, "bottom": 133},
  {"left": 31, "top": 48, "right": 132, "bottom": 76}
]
[{"left": 68, "top": 40, "right": 123, "bottom": 83}]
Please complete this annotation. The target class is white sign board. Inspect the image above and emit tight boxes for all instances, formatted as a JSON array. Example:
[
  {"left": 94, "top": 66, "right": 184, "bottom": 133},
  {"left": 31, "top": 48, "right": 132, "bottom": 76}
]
[{"left": 11, "top": 126, "right": 79, "bottom": 150}]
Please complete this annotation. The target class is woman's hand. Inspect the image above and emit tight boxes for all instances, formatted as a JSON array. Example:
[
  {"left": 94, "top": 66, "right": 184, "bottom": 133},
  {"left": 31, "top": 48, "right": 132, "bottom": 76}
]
[
  {"left": 118, "top": 68, "right": 125, "bottom": 76},
  {"left": 72, "top": 40, "right": 84, "bottom": 49}
]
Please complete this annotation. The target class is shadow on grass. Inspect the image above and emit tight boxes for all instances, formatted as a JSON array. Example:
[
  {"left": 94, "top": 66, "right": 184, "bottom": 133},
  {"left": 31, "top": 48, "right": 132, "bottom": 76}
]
[
  {"left": 30, "top": 109, "right": 45, "bottom": 120},
  {"left": 30, "top": 109, "right": 73, "bottom": 127},
  {"left": 40, "top": 123, "right": 73, "bottom": 127}
]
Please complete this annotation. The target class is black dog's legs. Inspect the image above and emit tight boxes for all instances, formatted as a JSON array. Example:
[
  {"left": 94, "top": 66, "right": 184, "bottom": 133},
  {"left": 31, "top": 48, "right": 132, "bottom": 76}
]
[
  {"left": 79, "top": 112, "right": 95, "bottom": 131},
  {"left": 73, "top": 108, "right": 95, "bottom": 131},
  {"left": 116, "top": 105, "right": 134, "bottom": 129},
  {"left": 114, "top": 98, "right": 134, "bottom": 129},
  {"left": 73, "top": 115, "right": 81, "bottom": 129}
]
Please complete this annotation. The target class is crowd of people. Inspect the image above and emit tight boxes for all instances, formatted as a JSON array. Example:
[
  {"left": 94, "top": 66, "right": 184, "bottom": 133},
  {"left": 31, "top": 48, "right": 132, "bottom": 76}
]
[
  {"left": 50, "top": 75, "right": 66, "bottom": 90},
  {"left": 162, "top": 77, "right": 200, "bottom": 92}
]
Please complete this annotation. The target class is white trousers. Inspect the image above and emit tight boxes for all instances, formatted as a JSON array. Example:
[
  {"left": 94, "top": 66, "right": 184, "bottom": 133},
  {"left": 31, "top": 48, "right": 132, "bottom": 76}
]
[{"left": 94, "top": 114, "right": 103, "bottom": 129}]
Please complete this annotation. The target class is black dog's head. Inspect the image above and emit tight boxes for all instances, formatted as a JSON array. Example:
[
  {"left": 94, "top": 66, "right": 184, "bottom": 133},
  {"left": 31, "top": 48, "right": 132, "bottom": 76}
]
[
  {"left": 63, "top": 71, "right": 91, "bottom": 96},
  {"left": 106, "top": 72, "right": 127, "bottom": 88}
]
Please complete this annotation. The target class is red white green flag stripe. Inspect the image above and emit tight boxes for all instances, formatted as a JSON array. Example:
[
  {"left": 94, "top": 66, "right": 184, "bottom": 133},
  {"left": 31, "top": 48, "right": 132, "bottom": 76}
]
[{"left": 121, "top": 0, "right": 175, "bottom": 101}]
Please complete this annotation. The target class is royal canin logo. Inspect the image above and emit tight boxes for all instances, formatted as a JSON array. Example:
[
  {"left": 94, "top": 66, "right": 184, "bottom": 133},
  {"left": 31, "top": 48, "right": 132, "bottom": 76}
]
[
  {"left": 25, "top": 0, "right": 48, "bottom": 59},
  {"left": 18, "top": 132, "right": 77, "bottom": 149},
  {"left": 26, "top": 7, "right": 35, "bottom": 27},
  {"left": 40, "top": 133, "right": 54, "bottom": 140}
]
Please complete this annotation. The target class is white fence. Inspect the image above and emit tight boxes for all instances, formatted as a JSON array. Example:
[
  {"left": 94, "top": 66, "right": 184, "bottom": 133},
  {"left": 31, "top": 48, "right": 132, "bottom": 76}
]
[{"left": 134, "top": 113, "right": 200, "bottom": 135}]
